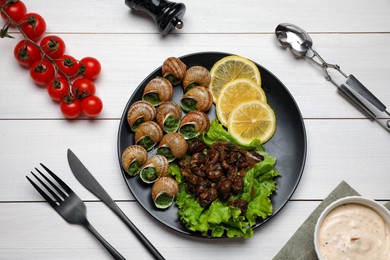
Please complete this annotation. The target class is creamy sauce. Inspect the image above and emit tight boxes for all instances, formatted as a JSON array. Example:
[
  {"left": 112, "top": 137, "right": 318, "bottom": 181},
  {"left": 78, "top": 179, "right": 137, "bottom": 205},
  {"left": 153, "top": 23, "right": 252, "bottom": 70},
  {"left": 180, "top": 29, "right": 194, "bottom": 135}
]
[{"left": 318, "top": 203, "right": 390, "bottom": 260}]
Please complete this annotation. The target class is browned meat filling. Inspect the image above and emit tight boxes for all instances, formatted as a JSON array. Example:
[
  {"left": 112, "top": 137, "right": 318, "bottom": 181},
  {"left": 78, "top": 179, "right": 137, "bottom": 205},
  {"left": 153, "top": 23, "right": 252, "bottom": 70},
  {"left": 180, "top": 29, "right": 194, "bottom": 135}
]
[{"left": 179, "top": 140, "right": 264, "bottom": 212}]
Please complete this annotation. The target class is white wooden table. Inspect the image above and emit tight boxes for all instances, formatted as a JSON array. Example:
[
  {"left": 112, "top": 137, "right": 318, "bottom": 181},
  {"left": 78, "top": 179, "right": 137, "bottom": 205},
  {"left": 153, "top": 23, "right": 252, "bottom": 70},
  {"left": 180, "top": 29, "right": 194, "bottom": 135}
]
[{"left": 1, "top": 0, "right": 389, "bottom": 259}]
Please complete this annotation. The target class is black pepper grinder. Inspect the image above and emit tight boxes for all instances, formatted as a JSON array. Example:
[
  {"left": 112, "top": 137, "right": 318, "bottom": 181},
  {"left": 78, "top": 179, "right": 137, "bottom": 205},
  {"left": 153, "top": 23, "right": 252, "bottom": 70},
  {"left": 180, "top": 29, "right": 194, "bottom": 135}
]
[{"left": 125, "top": 0, "right": 186, "bottom": 35}]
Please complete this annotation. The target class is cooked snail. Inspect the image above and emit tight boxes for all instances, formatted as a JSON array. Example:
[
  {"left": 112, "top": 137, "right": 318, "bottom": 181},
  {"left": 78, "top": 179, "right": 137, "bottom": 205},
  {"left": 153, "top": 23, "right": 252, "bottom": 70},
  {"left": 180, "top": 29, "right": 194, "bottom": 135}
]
[
  {"left": 121, "top": 145, "right": 148, "bottom": 176},
  {"left": 156, "top": 101, "right": 182, "bottom": 133},
  {"left": 162, "top": 57, "right": 186, "bottom": 86},
  {"left": 182, "top": 66, "right": 211, "bottom": 92},
  {"left": 178, "top": 111, "right": 210, "bottom": 139},
  {"left": 180, "top": 86, "right": 213, "bottom": 112},
  {"left": 156, "top": 132, "right": 188, "bottom": 162},
  {"left": 139, "top": 155, "right": 169, "bottom": 184},
  {"left": 127, "top": 100, "right": 156, "bottom": 131},
  {"left": 135, "top": 121, "right": 163, "bottom": 151},
  {"left": 151, "top": 176, "right": 179, "bottom": 209},
  {"left": 142, "top": 77, "right": 174, "bottom": 106}
]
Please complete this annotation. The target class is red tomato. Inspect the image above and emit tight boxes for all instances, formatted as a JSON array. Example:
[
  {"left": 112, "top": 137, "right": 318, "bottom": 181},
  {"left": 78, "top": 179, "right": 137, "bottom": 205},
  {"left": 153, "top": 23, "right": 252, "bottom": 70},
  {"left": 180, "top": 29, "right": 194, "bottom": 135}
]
[
  {"left": 60, "top": 99, "right": 82, "bottom": 119},
  {"left": 13, "top": 40, "right": 41, "bottom": 67},
  {"left": 40, "top": 35, "right": 66, "bottom": 59},
  {"left": 1, "top": 0, "right": 27, "bottom": 22},
  {"left": 19, "top": 13, "right": 46, "bottom": 40},
  {"left": 47, "top": 77, "right": 69, "bottom": 102},
  {"left": 29, "top": 59, "right": 55, "bottom": 86},
  {"left": 55, "top": 55, "right": 79, "bottom": 78},
  {"left": 72, "top": 78, "right": 96, "bottom": 98},
  {"left": 82, "top": 96, "right": 103, "bottom": 117},
  {"left": 79, "top": 57, "right": 101, "bottom": 80}
]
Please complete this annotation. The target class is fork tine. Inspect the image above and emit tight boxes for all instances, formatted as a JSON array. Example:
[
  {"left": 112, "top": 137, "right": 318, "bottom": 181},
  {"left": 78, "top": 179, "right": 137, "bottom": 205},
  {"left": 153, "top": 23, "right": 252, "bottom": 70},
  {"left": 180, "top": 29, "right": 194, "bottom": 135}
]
[
  {"left": 26, "top": 175, "right": 57, "bottom": 208},
  {"left": 35, "top": 167, "right": 67, "bottom": 198},
  {"left": 40, "top": 163, "right": 72, "bottom": 194},
  {"left": 31, "top": 171, "right": 62, "bottom": 203}
]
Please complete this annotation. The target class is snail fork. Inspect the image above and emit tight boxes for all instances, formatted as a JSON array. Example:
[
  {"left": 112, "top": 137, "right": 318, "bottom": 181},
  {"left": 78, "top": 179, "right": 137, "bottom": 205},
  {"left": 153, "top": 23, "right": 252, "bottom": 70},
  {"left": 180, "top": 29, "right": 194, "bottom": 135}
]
[{"left": 26, "top": 163, "right": 125, "bottom": 260}]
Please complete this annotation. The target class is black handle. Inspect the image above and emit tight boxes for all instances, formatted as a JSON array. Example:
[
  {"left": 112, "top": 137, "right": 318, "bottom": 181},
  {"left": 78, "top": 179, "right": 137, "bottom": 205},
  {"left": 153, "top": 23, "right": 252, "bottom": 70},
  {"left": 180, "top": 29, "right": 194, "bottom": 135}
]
[
  {"left": 84, "top": 220, "right": 126, "bottom": 260},
  {"left": 346, "top": 75, "right": 386, "bottom": 112},
  {"left": 114, "top": 205, "right": 165, "bottom": 260}
]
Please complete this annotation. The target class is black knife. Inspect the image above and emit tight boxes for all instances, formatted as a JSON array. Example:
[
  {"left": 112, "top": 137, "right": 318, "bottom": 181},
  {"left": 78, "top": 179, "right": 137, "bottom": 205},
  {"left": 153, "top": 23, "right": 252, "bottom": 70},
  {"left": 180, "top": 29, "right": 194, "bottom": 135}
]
[{"left": 67, "top": 149, "right": 165, "bottom": 260}]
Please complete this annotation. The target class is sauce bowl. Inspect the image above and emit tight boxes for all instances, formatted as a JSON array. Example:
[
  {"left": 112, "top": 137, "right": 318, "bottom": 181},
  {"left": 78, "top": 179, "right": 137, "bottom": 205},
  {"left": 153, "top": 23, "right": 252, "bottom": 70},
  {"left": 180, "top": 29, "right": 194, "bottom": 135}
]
[{"left": 314, "top": 196, "right": 390, "bottom": 260}]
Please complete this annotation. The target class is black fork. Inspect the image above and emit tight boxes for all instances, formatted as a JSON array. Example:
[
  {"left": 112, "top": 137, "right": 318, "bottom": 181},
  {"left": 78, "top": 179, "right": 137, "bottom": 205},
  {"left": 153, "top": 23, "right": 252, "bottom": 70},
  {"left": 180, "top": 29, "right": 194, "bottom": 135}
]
[{"left": 26, "top": 163, "right": 126, "bottom": 260}]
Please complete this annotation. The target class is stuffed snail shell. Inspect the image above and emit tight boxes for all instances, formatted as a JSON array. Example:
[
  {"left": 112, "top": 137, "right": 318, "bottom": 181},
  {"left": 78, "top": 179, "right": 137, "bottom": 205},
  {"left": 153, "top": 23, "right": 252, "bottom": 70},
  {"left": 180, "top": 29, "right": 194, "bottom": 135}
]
[
  {"left": 135, "top": 121, "right": 163, "bottom": 151},
  {"left": 182, "top": 66, "right": 211, "bottom": 92},
  {"left": 121, "top": 145, "right": 148, "bottom": 176},
  {"left": 180, "top": 86, "right": 213, "bottom": 113},
  {"left": 127, "top": 100, "right": 156, "bottom": 131},
  {"left": 156, "top": 101, "right": 182, "bottom": 133},
  {"left": 162, "top": 57, "right": 186, "bottom": 86},
  {"left": 142, "top": 77, "right": 174, "bottom": 106},
  {"left": 178, "top": 111, "right": 210, "bottom": 139},
  {"left": 139, "top": 155, "right": 169, "bottom": 184},
  {"left": 156, "top": 132, "right": 188, "bottom": 162},
  {"left": 151, "top": 177, "right": 179, "bottom": 209}
]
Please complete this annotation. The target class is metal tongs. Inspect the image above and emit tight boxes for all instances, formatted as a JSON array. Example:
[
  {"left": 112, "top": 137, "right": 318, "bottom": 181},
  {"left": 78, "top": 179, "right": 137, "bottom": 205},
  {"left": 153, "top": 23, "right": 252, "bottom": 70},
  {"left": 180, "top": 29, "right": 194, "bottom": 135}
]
[{"left": 275, "top": 23, "right": 390, "bottom": 133}]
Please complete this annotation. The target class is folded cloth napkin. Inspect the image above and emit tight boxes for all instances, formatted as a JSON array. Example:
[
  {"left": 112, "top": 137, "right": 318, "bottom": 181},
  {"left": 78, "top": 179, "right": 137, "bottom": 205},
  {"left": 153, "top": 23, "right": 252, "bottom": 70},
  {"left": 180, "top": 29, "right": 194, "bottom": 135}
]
[{"left": 273, "top": 180, "right": 390, "bottom": 260}]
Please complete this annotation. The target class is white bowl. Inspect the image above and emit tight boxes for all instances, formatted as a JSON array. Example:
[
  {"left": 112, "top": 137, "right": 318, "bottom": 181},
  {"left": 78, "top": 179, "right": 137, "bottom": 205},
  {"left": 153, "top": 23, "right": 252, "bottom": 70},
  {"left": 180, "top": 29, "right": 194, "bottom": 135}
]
[{"left": 314, "top": 196, "right": 390, "bottom": 260}]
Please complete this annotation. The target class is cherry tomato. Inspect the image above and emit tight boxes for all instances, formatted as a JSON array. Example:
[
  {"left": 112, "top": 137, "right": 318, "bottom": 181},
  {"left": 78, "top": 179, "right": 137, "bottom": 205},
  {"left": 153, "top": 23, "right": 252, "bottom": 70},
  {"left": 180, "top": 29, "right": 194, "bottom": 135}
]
[
  {"left": 40, "top": 35, "right": 66, "bottom": 59},
  {"left": 79, "top": 57, "right": 101, "bottom": 80},
  {"left": 72, "top": 78, "right": 96, "bottom": 98},
  {"left": 60, "top": 98, "right": 82, "bottom": 119},
  {"left": 47, "top": 77, "right": 69, "bottom": 102},
  {"left": 55, "top": 55, "right": 79, "bottom": 78},
  {"left": 29, "top": 59, "right": 55, "bottom": 86},
  {"left": 19, "top": 13, "right": 46, "bottom": 40},
  {"left": 1, "top": 0, "right": 27, "bottom": 22},
  {"left": 13, "top": 40, "right": 41, "bottom": 67},
  {"left": 82, "top": 96, "right": 103, "bottom": 117}
]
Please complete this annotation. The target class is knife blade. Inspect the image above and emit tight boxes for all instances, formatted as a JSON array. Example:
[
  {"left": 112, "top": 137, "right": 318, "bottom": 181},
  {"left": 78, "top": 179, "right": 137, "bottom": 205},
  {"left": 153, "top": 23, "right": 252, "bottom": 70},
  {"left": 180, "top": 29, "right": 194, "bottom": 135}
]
[{"left": 67, "top": 149, "right": 165, "bottom": 260}]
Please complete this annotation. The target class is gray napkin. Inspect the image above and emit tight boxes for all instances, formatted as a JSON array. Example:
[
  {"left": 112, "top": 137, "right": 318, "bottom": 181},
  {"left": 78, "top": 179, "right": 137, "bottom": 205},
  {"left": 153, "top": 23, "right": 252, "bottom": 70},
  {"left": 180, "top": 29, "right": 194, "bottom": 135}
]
[{"left": 273, "top": 180, "right": 390, "bottom": 260}]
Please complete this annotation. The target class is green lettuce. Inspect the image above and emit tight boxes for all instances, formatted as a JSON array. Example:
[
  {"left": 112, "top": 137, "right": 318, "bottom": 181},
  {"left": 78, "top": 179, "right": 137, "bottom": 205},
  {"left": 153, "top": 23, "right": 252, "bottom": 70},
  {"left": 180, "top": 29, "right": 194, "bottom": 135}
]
[
  {"left": 175, "top": 119, "right": 280, "bottom": 238},
  {"left": 200, "top": 119, "right": 265, "bottom": 152}
]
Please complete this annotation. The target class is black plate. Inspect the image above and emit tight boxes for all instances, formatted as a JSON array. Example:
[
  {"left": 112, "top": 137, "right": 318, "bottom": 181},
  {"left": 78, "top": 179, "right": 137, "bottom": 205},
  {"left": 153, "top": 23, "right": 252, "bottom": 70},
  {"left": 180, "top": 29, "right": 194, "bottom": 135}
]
[{"left": 117, "top": 52, "right": 307, "bottom": 237}]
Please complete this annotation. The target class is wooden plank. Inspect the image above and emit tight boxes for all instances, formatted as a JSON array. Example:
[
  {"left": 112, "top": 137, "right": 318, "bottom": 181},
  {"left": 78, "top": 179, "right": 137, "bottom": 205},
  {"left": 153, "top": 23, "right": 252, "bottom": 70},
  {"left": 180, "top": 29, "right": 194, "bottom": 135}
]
[
  {"left": 0, "top": 34, "right": 389, "bottom": 119},
  {"left": 13, "top": 0, "right": 390, "bottom": 34},
  {"left": 1, "top": 119, "right": 389, "bottom": 202},
  {"left": 0, "top": 200, "right": 319, "bottom": 259}
]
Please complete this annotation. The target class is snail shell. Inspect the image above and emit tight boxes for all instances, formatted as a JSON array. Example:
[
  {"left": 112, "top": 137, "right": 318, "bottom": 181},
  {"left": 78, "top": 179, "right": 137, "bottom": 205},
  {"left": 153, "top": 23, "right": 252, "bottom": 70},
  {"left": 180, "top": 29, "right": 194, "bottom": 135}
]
[
  {"left": 142, "top": 77, "right": 174, "bottom": 106},
  {"left": 127, "top": 100, "right": 156, "bottom": 131},
  {"left": 121, "top": 145, "right": 148, "bottom": 176},
  {"left": 182, "top": 66, "right": 211, "bottom": 92},
  {"left": 151, "top": 176, "right": 179, "bottom": 209},
  {"left": 178, "top": 111, "right": 210, "bottom": 139},
  {"left": 162, "top": 57, "right": 187, "bottom": 86},
  {"left": 139, "top": 155, "right": 169, "bottom": 184},
  {"left": 180, "top": 86, "right": 213, "bottom": 113},
  {"left": 135, "top": 121, "right": 163, "bottom": 151},
  {"left": 157, "top": 132, "right": 188, "bottom": 162},
  {"left": 156, "top": 101, "right": 182, "bottom": 133}
]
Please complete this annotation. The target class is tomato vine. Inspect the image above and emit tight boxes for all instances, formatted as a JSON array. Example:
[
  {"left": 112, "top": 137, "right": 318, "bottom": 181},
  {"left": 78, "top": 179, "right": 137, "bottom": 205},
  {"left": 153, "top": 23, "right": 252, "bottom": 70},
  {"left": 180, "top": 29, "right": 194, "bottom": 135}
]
[{"left": 0, "top": 0, "right": 103, "bottom": 118}]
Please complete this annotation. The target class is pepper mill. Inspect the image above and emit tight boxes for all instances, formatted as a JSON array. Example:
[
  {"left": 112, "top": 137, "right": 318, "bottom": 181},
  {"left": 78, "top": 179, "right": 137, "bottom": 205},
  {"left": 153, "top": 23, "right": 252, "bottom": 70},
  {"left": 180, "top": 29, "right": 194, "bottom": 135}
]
[{"left": 125, "top": 0, "right": 186, "bottom": 35}]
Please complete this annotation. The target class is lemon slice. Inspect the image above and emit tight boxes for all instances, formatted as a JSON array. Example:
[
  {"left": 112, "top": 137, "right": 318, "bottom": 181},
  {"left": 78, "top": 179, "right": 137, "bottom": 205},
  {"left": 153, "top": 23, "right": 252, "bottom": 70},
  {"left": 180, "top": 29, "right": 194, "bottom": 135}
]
[
  {"left": 209, "top": 55, "right": 261, "bottom": 103},
  {"left": 216, "top": 78, "right": 266, "bottom": 127},
  {"left": 228, "top": 100, "right": 276, "bottom": 144}
]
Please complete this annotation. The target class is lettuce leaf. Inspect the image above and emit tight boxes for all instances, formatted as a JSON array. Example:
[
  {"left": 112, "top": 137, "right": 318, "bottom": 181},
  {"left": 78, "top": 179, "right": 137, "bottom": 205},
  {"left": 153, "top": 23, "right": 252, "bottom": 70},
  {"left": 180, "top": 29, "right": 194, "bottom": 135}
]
[
  {"left": 175, "top": 118, "right": 280, "bottom": 238},
  {"left": 200, "top": 119, "right": 264, "bottom": 152}
]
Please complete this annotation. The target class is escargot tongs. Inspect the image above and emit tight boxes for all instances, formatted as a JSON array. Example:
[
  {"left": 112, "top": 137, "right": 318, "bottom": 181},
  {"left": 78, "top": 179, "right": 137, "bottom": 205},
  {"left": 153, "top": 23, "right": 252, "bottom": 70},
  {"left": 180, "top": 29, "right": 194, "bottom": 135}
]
[{"left": 275, "top": 23, "right": 390, "bottom": 133}]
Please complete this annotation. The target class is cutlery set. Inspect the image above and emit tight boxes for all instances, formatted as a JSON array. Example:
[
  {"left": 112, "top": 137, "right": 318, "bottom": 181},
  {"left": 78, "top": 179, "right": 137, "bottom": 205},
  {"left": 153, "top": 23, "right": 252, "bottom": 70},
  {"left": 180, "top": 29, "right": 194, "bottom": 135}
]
[{"left": 26, "top": 150, "right": 164, "bottom": 260}]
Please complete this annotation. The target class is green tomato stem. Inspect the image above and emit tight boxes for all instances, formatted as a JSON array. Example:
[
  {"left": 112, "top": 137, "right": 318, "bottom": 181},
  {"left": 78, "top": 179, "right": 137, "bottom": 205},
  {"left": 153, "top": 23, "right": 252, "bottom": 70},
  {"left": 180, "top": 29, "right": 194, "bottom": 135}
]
[{"left": 0, "top": 8, "right": 75, "bottom": 98}]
